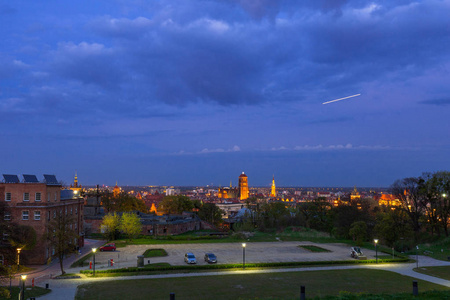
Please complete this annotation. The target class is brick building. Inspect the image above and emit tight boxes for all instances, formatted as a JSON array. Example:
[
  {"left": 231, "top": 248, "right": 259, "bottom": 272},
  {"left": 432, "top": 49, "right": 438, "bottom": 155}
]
[{"left": 0, "top": 174, "right": 84, "bottom": 265}]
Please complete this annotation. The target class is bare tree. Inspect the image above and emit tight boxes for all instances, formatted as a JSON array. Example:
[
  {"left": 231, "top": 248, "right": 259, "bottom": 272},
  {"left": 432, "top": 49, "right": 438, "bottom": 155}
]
[
  {"left": 391, "top": 177, "right": 427, "bottom": 240},
  {"left": 46, "top": 210, "right": 79, "bottom": 275}
]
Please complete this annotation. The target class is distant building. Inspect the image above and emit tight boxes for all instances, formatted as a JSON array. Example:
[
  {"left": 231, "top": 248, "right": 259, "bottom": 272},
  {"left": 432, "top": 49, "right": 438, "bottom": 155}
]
[
  {"left": 270, "top": 175, "right": 276, "bottom": 197},
  {"left": 238, "top": 172, "right": 249, "bottom": 200},
  {"left": 113, "top": 182, "right": 121, "bottom": 197},
  {"left": 0, "top": 174, "right": 84, "bottom": 265},
  {"left": 350, "top": 187, "right": 361, "bottom": 200},
  {"left": 217, "top": 172, "right": 250, "bottom": 201},
  {"left": 69, "top": 172, "right": 83, "bottom": 195}
]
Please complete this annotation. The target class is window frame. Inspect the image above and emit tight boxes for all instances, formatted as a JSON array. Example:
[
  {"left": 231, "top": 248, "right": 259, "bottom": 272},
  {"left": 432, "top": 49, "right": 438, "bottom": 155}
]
[
  {"left": 23, "top": 193, "right": 30, "bottom": 202},
  {"left": 34, "top": 211, "right": 41, "bottom": 221},
  {"left": 35, "top": 192, "right": 42, "bottom": 202},
  {"left": 22, "top": 211, "right": 29, "bottom": 220},
  {"left": 5, "top": 192, "right": 11, "bottom": 201}
]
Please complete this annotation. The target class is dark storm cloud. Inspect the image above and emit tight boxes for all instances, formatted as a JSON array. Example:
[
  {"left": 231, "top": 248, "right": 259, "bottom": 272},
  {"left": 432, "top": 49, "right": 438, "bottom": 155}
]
[{"left": 7, "top": 0, "right": 444, "bottom": 110}]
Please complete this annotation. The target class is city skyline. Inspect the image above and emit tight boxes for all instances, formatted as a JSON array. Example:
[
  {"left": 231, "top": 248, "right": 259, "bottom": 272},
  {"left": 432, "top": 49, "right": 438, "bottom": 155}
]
[{"left": 1, "top": 1, "right": 449, "bottom": 187}]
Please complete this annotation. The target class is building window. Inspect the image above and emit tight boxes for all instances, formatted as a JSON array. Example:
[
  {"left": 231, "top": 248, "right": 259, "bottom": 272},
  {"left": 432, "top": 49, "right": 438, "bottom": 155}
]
[
  {"left": 47, "top": 211, "right": 50, "bottom": 221},
  {"left": 35, "top": 192, "right": 41, "bottom": 201},
  {"left": 22, "top": 211, "right": 29, "bottom": 220},
  {"left": 65, "top": 207, "right": 68, "bottom": 215},
  {"left": 4, "top": 212, "right": 11, "bottom": 221},
  {"left": 5, "top": 193, "right": 11, "bottom": 201},
  {"left": 53, "top": 211, "right": 56, "bottom": 219},
  {"left": 2, "top": 233, "right": 9, "bottom": 241},
  {"left": 75, "top": 207, "right": 78, "bottom": 215},
  {"left": 47, "top": 193, "right": 50, "bottom": 202},
  {"left": 34, "top": 211, "right": 41, "bottom": 220},
  {"left": 54, "top": 192, "right": 57, "bottom": 201},
  {"left": 23, "top": 193, "right": 30, "bottom": 201},
  {"left": 70, "top": 207, "right": 73, "bottom": 215}
]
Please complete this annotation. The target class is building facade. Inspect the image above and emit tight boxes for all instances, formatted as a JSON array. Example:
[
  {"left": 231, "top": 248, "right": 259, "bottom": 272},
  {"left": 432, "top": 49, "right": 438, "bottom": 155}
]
[{"left": 0, "top": 174, "right": 84, "bottom": 265}]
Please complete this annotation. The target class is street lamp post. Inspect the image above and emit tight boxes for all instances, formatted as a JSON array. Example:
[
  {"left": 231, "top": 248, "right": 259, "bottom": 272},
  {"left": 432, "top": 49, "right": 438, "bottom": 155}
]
[
  {"left": 416, "top": 245, "right": 419, "bottom": 268},
  {"left": 16, "top": 248, "right": 21, "bottom": 272},
  {"left": 374, "top": 239, "right": 379, "bottom": 264},
  {"left": 242, "top": 243, "right": 246, "bottom": 270},
  {"left": 92, "top": 248, "right": 97, "bottom": 277},
  {"left": 20, "top": 274, "right": 27, "bottom": 300}
]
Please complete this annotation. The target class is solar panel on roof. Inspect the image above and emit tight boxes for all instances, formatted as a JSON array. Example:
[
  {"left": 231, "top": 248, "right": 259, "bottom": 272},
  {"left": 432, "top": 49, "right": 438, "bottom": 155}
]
[
  {"left": 23, "top": 174, "right": 39, "bottom": 183},
  {"left": 43, "top": 174, "right": 59, "bottom": 185},
  {"left": 3, "top": 174, "right": 20, "bottom": 183}
]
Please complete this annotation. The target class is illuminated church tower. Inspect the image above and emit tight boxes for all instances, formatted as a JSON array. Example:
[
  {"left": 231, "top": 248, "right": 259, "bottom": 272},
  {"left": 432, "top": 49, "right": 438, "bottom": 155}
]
[
  {"left": 239, "top": 172, "right": 249, "bottom": 200},
  {"left": 70, "top": 172, "right": 83, "bottom": 194},
  {"left": 270, "top": 175, "right": 276, "bottom": 197}
]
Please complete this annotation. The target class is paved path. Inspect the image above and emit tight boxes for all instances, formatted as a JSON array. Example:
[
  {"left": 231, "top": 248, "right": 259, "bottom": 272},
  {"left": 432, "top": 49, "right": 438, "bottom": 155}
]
[{"left": 26, "top": 242, "right": 450, "bottom": 300}]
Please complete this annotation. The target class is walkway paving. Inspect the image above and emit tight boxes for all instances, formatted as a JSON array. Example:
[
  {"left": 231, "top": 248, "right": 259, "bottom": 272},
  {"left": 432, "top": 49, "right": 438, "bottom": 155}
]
[{"left": 25, "top": 241, "right": 450, "bottom": 300}]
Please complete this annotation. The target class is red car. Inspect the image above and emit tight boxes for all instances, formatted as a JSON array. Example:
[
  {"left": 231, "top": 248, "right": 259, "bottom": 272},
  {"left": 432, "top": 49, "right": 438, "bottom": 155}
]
[{"left": 99, "top": 243, "right": 116, "bottom": 251}]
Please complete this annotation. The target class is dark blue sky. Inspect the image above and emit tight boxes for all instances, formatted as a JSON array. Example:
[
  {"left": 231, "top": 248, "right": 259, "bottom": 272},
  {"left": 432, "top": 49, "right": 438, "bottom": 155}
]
[{"left": 1, "top": 0, "right": 449, "bottom": 187}]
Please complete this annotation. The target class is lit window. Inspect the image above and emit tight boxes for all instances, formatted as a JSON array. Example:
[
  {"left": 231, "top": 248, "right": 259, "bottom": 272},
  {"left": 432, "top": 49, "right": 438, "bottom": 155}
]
[
  {"left": 35, "top": 193, "right": 41, "bottom": 201},
  {"left": 5, "top": 193, "right": 11, "bottom": 201},
  {"left": 34, "top": 211, "right": 41, "bottom": 220},
  {"left": 22, "top": 211, "right": 29, "bottom": 220},
  {"left": 4, "top": 212, "right": 11, "bottom": 221},
  {"left": 23, "top": 193, "right": 30, "bottom": 201}
]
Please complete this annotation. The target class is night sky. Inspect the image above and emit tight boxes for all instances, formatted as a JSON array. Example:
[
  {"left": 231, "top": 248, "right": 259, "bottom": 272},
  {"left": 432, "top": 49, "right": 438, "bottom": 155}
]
[{"left": 1, "top": 1, "right": 449, "bottom": 187}]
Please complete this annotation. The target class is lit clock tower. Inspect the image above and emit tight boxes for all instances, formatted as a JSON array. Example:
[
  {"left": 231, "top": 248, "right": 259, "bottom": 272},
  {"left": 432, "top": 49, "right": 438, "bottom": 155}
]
[{"left": 238, "top": 172, "right": 249, "bottom": 200}]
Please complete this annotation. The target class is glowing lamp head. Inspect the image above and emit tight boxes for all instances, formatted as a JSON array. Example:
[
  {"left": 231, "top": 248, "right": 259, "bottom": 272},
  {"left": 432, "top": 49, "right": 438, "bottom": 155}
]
[
  {"left": 17, "top": 248, "right": 22, "bottom": 253},
  {"left": 242, "top": 243, "right": 246, "bottom": 248},
  {"left": 92, "top": 248, "right": 97, "bottom": 253},
  {"left": 21, "top": 274, "right": 27, "bottom": 280},
  {"left": 443, "top": 193, "right": 447, "bottom": 198},
  {"left": 374, "top": 239, "right": 379, "bottom": 244}
]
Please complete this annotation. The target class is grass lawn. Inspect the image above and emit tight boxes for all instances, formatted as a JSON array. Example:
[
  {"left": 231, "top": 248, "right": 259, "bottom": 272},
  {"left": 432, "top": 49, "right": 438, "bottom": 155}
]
[
  {"left": 299, "top": 245, "right": 331, "bottom": 252},
  {"left": 143, "top": 248, "right": 168, "bottom": 258},
  {"left": 75, "top": 269, "right": 448, "bottom": 300},
  {"left": 414, "top": 266, "right": 450, "bottom": 280},
  {"left": 0, "top": 286, "right": 50, "bottom": 300}
]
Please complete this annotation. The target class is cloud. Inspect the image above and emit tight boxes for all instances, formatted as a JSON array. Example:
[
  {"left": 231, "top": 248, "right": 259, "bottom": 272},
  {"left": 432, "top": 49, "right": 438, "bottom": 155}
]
[{"left": 199, "top": 145, "right": 241, "bottom": 154}]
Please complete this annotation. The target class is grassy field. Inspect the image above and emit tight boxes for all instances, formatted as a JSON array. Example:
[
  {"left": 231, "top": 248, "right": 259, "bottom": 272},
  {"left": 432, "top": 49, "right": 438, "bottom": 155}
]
[
  {"left": 75, "top": 269, "right": 448, "bottom": 300},
  {"left": 0, "top": 286, "right": 50, "bottom": 300},
  {"left": 143, "top": 248, "right": 168, "bottom": 257},
  {"left": 414, "top": 266, "right": 450, "bottom": 280}
]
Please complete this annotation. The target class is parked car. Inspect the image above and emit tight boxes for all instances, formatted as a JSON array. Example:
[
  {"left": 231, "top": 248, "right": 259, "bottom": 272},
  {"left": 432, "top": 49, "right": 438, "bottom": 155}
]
[
  {"left": 184, "top": 252, "right": 197, "bottom": 264},
  {"left": 100, "top": 243, "right": 116, "bottom": 251},
  {"left": 204, "top": 253, "right": 217, "bottom": 263},
  {"left": 350, "top": 247, "right": 363, "bottom": 258}
]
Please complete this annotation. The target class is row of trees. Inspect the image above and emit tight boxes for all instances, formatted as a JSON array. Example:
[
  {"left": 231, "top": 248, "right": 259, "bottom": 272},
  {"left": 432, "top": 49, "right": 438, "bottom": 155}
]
[
  {"left": 101, "top": 212, "right": 142, "bottom": 241},
  {"left": 237, "top": 171, "right": 449, "bottom": 250}
]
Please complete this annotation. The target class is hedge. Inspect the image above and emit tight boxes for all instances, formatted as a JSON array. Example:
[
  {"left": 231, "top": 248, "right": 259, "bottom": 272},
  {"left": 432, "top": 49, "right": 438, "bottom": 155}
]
[{"left": 80, "top": 257, "right": 409, "bottom": 275}]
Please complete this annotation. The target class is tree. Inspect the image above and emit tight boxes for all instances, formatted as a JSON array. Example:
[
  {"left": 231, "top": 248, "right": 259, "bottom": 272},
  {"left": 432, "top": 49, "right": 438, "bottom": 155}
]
[
  {"left": 102, "top": 192, "right": 147, "bottom": 213},
  {"left": 101, "top": 213, "right": 121, "bottom": 241},
  {"left": 159, "top": 196, "right": 194, "bottom": 215},
  {"left": 374, "top": 209, "right": 413, "bottom": 249},
  {"left": 198, "top": 203, "right": 223, "bottom": 226},
  {"left": 391, "top": 177, "right": 427, "bottom": 240},
  {"left": 421, "top": 171, "right": 450, "bottom": 236},
  {"left": 119, "top": 212, "right": 142, "bottom": 241},
  {"left": 46, "top": 211, "right": 79, "bottom": 275},
  {"left": 349, "top": 221, "right": 367, "bottom": 246}
]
